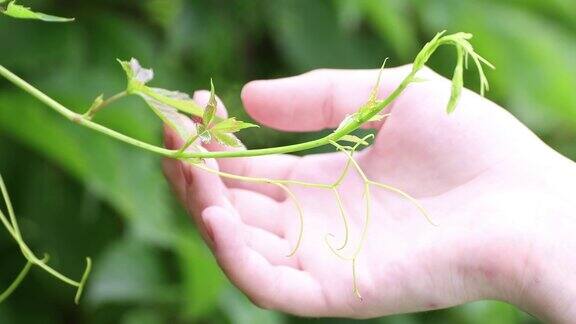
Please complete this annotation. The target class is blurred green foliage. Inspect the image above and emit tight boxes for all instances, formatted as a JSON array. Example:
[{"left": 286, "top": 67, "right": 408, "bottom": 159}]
[{"left": 1, "top": 0, "right": 574, "bottom": 323}]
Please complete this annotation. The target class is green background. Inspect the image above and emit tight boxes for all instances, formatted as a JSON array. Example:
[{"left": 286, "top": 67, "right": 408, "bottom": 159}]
[{"left": 1, "top": 0, "right": 574, "bottom": 323}]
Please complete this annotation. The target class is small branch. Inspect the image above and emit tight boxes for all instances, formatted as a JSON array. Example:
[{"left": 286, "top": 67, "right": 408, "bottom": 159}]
[{"left": 84, "top": 91, "right": 127, "bottom": 119}]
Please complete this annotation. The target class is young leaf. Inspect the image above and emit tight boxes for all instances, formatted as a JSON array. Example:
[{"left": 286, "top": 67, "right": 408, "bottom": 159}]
[
  {"left": 211, "top": 131, "right": 241, "bottom": 147},
  {"left": 117, "top": 58, "right": 154, "bottom": 92},
  {"left": 1, "top": 1, "right": 74, "bottom": 22},
  {"left": 116, "top": 59, "right": 218, "bottom": 120},
  {"left": 202, "top": 80, "right": 217, "bottom": 127},
  {"left": 211, "top": 118, "right": 258, "bottom": 133},
  {"left": 196, "top": 124, "right": 211, "bottom": 143},
  {"left": 206, "top": 118, "right": 258, "bottom": 147},
  {"left": 137, "top": 93, "right": 194, "bottom": 141},
  {"left": 143, "top": 87, "right": 206, "bottom": 117}
]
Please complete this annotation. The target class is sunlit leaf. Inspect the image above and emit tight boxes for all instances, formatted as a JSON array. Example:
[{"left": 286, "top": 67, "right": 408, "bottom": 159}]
[{"left": 1, "top": 1, "right": 74, "bottom": 22}]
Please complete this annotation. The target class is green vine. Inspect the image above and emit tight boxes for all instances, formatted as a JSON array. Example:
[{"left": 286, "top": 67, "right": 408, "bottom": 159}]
[{"left": 0, "top": 3, "right": 494, "bottom": 302}]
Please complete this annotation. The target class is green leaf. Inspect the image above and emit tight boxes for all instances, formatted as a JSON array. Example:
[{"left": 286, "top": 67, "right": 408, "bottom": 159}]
[
  {"left": 196, "top": 124, "right": 211, "bottom": 143},
  {"left": 141, "top": 86, "right": 206, "bottom": 117},
  {"left": 202, "top": 79, "right": 217, "bottom": 127},
  {"left": 210, "top": 130, "right": 241, "bottom": 147},
  {"left": 207, "top": 117, "right": 258, "bottom": 148},
  {"left": 137, "top": 90, "right": 194, "bottom": 141},
  {"left": 1, "top": 1, "right": 74, "bottom": 22},
  {"left": 212, "top": 117, "right": 258, "bottom": 133}
]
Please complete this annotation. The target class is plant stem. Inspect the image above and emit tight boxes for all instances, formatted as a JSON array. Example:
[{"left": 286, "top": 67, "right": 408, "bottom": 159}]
[
  {"left": 1, "top": 33, "right": 491, "bottom": 160},
  {"left": 0, "top": 65, "right": 174, "bottom": 156},
  {"left": 0, "top": 64, "right": 414, "bottom": 160}
]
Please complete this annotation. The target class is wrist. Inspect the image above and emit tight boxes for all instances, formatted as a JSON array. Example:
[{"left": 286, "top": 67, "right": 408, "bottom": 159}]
[{"left": 502, "top": 158, "right": 576, "bottom": 322}]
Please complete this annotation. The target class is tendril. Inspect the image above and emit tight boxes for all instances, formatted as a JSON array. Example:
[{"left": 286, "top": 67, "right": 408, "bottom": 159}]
[{"left": 0, "top": 173, "right": 91, "bottom": 304}]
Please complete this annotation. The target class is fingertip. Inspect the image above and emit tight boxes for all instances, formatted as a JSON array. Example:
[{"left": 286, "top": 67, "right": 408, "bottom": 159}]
[
  {"left": 241, "top": 80, "right": 273, "bottom": 123},
  {"left": 202, "top": 206, "right": 226, "bottom": 247},
  {"left": 202, "top": 205, "right": 240, "bottom": 251}
]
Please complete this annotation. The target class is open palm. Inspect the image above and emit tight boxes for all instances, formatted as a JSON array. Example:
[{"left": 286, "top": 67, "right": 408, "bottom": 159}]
[{"left": 163, "top": 65, "right": 558, "bottom": 318}]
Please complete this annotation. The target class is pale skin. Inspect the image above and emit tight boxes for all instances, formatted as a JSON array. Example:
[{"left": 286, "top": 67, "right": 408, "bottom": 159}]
[{"left": 162, "top": 65, "right": 576, "bottom": 323}]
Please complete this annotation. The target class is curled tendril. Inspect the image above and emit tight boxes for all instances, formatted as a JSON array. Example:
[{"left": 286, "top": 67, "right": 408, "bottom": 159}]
[
  {"left": 0, "top": 173, "right": 91, "bottom": 304},
  {"left": 328, "top": 188, "right": 350, "bottom": 251},
  {"left": 273, "top": 183, "right": 305, "bottom": 257}
]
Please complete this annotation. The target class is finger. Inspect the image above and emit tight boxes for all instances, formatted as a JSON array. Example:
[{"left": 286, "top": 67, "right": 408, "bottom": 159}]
[
  {"left": 241, "top": 65, "right": 441, "bottom": 132},
  {"left": 245, "top": 226, "right": 300, "bottom": 268},
  {"left": 230, "top": 188, "right": 285, "bottom": 236},
  {"left": 194, "top": 86, "right": 301, "bottom": 200},
  {"left": 202, "top": 206, "right": 326, "bottom": 316},
  {"left": 163, "top": 126, "right": 235, "bottom": 227}
]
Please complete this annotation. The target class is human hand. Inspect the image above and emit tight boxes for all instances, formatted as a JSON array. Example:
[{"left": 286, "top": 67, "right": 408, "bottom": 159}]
[{"left": 163, "top": 65, "right": 576, "bottom": 322}]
